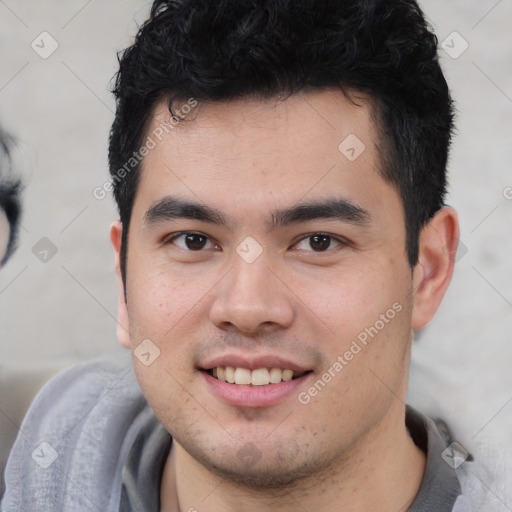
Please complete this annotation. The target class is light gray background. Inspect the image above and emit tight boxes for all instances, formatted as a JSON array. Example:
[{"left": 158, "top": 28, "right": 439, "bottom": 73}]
[{"left": 0, "top": 0, "right": 511, "bottom": 505}]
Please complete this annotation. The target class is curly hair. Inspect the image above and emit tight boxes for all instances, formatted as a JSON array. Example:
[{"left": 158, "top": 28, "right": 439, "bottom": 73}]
[
  {"left": 0, "top": 128, "right": 22, "bottom": 266},
  {"left": 109, "top": 0, "right": 454, "bottom": 283}
]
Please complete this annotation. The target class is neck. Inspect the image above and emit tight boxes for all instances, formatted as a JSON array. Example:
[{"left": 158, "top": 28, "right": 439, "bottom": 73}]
[{"left": 160, "top": 403, "right": 426, "bottom": 512}]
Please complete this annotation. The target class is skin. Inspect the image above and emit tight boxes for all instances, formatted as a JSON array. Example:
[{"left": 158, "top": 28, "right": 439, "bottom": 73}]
[{"left": 110, "top": 89, "right": 459, "bottom": 512}]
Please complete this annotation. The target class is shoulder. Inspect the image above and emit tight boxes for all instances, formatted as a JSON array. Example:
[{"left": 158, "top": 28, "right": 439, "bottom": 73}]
[
  {"left": 24, "top": 356, "right": 142, "bottom": 415},
  {"left": 452, "top": 495, "right": 473, "bottom": 511},
  {"left": 10, "top": 357, "right": 145, "bottom": 443},
  {"left": 2, "top": 357, "right": 149, "bottom": 511},
  {"left": 455, "top": 457, "right": 512, "bottom": 512}
]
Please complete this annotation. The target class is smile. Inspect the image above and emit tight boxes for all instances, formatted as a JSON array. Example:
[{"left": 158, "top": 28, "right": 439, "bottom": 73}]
[{"left": 208, "top": 367, "right": 311, "bottom": 386}]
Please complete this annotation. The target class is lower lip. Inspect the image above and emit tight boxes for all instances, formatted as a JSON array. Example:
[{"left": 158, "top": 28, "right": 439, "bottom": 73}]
[{"left": 201, "top": 371, "right": 313, "bottom": 408}]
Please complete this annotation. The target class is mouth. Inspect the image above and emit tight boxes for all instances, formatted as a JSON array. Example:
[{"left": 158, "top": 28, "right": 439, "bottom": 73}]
[
  {"left": 199, "top": 355, "right": 315, "bottom": 407},
  {"left": 206, "top": 366, "right": 312, "bottom": 386}
]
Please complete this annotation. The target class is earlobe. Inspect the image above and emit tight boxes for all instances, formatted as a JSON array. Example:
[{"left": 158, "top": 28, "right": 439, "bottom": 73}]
[
  {"left": 110, "top": 221, "right": 131, "bottom": 349},
  {"left": 411, "top": 207, "right": 459, "bottom": 330}
]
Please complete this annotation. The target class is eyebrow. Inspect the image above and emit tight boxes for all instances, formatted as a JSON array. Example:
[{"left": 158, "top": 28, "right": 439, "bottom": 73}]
[
  {"left": 269, "top": 199, "right": 370, "bottom": 228},
  {"left": 144, "top": 197, "right": 230, "bottom": 227},
  {"left": 143, "top": 196, "right": 371, "bottom": 230}
]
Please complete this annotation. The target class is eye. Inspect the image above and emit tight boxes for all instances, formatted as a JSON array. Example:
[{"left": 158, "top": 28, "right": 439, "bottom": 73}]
[
  {"left": 166, "top": 232, "right": 219, "bottom": 251},
  {"left": 293, "top": 233, "right": 343, "bottom": 252}
]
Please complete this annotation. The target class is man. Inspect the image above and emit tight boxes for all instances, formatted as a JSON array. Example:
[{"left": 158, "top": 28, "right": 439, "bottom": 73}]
[
  {"left": 0, "top": 127, "right": 21, "bottom": 267},
  {"left": 2, "top": 0, "right": 476, "bottom": 510}
]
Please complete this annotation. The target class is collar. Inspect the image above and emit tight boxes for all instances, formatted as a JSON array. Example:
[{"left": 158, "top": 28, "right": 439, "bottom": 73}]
[{"left": 406, "top": 406, "right": 463, "bottom": 511}]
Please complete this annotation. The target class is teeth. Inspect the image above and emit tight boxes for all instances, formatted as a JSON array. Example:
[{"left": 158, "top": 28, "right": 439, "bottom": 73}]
[
  {"left": 234, "top": 367, "right": 252, "bottom": 385},
  {"left": 210, "top": 366, "right": 306, "bottom": 385},
  {"left": 269, "top": 368, "right": 282, "bottom": 383},
  {"left": 251, "top": 368, "right": 270, "bottom": 386},
  {"left": 225, "top": 366, "right": 235, "bottom": 383},
  {"left": 282, "top": 369, "right": 293, "bottom": 382}
]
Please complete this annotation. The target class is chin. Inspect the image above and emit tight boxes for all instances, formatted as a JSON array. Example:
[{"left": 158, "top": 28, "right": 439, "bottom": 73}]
[{"left": 176, "top": 433, "right": 335, "bottom": 491}]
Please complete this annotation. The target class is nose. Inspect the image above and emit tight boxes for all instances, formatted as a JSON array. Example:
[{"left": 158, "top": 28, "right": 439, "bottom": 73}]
[{"left": 209, "top": 256, "right": 295, "bottom": 336}]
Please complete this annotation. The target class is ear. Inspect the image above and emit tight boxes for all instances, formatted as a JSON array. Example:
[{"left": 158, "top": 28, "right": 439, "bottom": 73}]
[
  {"left": 110, "top": 221, "right": 131, "bottom": 349},
  {"left": 411, "top": 206, "right": 459, "bottom": 329}
]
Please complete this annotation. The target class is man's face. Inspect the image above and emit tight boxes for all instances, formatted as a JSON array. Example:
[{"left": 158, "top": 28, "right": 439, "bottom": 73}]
[{"left": 117, "top": 90, "right": 419, "bottom": 486}]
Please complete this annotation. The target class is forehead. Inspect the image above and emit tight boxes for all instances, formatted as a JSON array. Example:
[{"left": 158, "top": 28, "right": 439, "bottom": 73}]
[
  {"left": 134, "top": 89, "right": 396, "bottom": 220},
  {"left": 148, "top": 90, "right": 377, "bottom": 159}
]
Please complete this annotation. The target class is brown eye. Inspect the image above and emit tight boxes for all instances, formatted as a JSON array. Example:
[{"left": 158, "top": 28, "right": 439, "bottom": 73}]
[
  {"left": 309, "top": 234, "right": 332, "bottom": 251},
  {"left": 293, "top": 233, "right": 343, "bottom": 252},
  {"left": 168, "top": 233, "right": 217, "bottom": 251},
  {"left": 184, "top": 234, "right": 208, "bottom": 250}
]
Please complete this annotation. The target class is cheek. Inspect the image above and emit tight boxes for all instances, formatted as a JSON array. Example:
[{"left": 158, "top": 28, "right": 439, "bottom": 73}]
[
  {"left": 126, "top": 265, "right": 212, "bottom": 376},
  {"left": 128, "top": 265, "right": 199, "bottom": 330},
  {"left": 293, "top": 264, "right": 408, "bottom": 339},
  {"left": 132, "top": 360, "right": 194, "bottom": 436}
]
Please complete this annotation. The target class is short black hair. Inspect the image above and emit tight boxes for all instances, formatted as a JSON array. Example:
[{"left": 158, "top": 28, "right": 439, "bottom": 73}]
[
  {"left": 0, "top": 128, "right": 22, "bottom": 266},
  {"left": 109, "top": 0, "right": 454, "bottom": 285}
]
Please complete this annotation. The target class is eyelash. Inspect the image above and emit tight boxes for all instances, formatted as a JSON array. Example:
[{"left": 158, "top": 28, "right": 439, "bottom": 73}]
[
  {"left": 292, "top": 233, "right": 345, "bottom": 252},
  {"left": 164, "top": 232, "right": 346, "bottom": 253},
  {"left": 165, "top": 232, "right": 220, "bottom": 251}
]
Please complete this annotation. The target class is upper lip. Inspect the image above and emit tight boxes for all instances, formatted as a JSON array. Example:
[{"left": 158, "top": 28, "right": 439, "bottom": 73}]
[{"left": 199, "top": 354, "right": 312, "bottom": 373}]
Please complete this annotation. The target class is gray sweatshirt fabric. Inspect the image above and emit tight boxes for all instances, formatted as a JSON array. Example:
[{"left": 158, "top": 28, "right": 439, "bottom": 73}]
[
  {"left": 2, "top": 359, "right": 146, "bottom": 511},
  {"left": 1, "top": 359, "right": 474, "bottom": 511}
]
